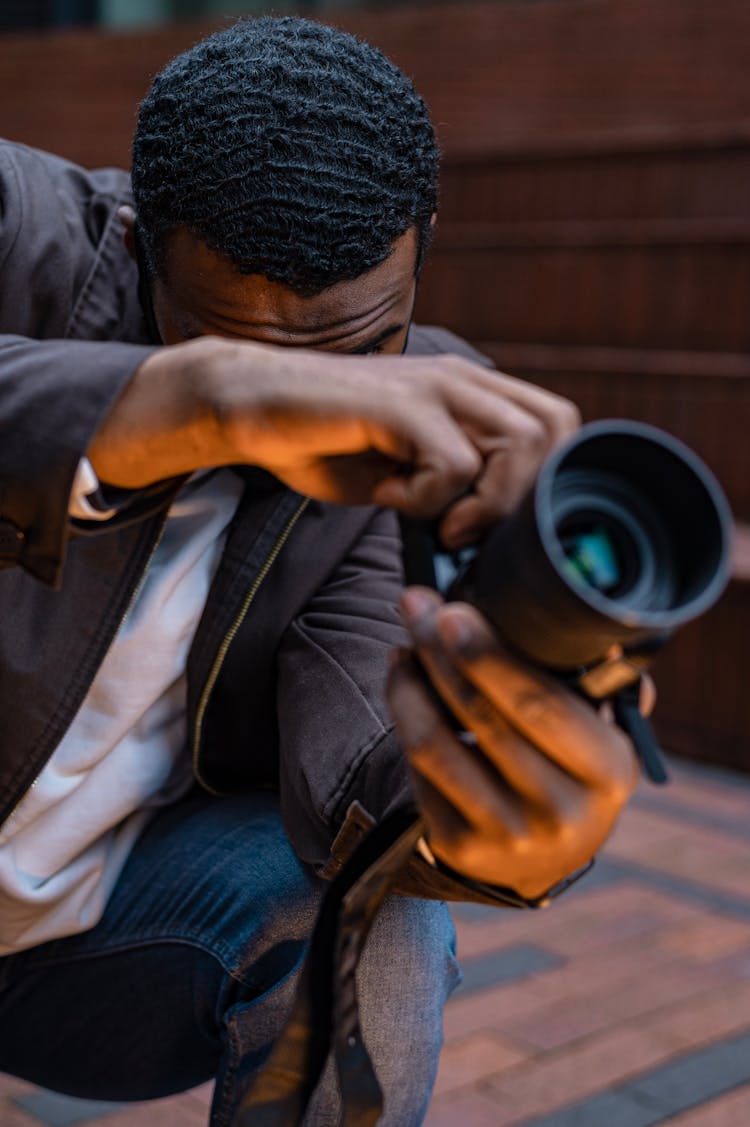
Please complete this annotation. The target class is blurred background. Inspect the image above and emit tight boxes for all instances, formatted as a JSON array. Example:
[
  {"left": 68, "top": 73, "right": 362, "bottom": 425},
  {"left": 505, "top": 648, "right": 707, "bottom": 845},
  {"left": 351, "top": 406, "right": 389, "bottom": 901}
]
[
  {"left": 3, "top": 0, "right": 745, "bottom": 776},
  {"left": 0, "top": 4, "right": 749, "bottom": 1127}
]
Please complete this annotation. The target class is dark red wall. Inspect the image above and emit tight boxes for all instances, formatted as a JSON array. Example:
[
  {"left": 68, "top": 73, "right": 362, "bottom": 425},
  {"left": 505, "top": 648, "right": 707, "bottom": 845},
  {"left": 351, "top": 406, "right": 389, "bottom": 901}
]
[{"left": 1, "top": 0, "right": 748, "bottom": 767}]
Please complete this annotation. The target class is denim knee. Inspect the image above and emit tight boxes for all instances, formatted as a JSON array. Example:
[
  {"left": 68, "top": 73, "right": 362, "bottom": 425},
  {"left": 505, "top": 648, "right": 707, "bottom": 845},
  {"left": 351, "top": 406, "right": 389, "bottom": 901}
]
[
  {"left": 360, "top": 897, "right": 460, "bottom": 1103},
  {"left": 302, "top": 895, "right": 460, "bottom": 1127}
]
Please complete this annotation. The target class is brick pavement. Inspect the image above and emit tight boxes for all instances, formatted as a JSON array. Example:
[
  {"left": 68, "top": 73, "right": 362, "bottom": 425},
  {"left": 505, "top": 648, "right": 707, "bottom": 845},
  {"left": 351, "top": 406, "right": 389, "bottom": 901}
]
[{"left": 2, "top": 757, "right": 749, "bottom": 1127}]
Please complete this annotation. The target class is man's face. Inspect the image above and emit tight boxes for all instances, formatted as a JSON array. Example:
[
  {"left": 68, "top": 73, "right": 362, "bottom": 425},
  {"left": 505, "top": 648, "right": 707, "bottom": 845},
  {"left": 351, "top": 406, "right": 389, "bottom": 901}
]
[{"left": 148, "top": 225, "right": 420, "bottom": 356}]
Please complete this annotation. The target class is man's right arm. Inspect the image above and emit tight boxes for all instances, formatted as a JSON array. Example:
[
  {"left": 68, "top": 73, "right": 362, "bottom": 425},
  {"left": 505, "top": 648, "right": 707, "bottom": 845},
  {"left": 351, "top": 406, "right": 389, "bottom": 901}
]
[
  {"left": 0, "top": 137, "right": 579, "bottom": 584},
  {"left": 88, "top": 334, "right": 579, "bottom": 545},
  {"left": 0, "top": 327, "right": 576, "bottom": 586}
]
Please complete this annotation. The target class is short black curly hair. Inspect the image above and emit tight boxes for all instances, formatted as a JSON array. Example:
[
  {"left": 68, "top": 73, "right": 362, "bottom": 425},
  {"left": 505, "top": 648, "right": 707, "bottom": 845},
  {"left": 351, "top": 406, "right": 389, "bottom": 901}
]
[{"left": 131, "top": 16, "right": 440, "bottom": 296}]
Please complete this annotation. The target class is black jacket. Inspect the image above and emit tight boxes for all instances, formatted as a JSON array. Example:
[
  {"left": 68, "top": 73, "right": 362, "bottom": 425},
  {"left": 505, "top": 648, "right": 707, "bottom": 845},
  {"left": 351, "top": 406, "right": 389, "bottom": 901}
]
[{"left": 0, "top": 140, "right": 496, "bottom": 900}]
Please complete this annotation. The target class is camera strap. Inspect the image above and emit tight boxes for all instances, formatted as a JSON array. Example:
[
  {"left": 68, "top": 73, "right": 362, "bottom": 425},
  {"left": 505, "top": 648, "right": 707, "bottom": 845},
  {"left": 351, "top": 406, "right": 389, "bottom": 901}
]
[
  {"left": 576, "top": 653, "right": 669, "bottom": 785},
  {"left": 233, "top": 805, "right": 424, "bottom": 1127},
  {"left": 611, "top": 680, "right": 669, "bottom": 784}
]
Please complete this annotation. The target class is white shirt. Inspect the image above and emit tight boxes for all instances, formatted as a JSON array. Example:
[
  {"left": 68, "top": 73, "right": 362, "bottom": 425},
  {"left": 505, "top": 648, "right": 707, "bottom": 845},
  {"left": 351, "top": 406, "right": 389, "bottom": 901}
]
[{"left": 0, "top": 468, "right": 244, "bottom": 954}]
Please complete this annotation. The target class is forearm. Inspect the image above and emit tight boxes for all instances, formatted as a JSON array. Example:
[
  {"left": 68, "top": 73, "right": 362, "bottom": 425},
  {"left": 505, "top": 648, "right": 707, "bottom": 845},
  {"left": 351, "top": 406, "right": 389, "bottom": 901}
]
[
  {"left": 87, "top": 335, "right": 373, "bottom": 489},
  {"left": 87, "top": 337, "right": 232, "bottom": 488},
  {"left": 88, "top": 333, "right": 580, "bottom": 540}
]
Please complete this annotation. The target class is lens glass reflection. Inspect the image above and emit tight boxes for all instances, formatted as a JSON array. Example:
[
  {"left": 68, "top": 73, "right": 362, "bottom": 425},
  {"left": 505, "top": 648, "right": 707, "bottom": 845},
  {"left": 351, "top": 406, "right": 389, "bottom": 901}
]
[{"left": 561, "top": 526, "right": 622, "bottom": 594}]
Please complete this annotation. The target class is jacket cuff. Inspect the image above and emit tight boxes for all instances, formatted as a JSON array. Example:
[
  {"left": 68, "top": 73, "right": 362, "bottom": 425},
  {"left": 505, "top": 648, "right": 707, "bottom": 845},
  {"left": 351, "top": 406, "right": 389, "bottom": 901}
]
[
  {"left": 323, "top": 800, "right": 595, "bottom": 907},
  {"left": 68, "top": 457, "right": 118, "bottom": 520},
  {"left": 409, "top": 838, "right": 596, "bottom": 908}
]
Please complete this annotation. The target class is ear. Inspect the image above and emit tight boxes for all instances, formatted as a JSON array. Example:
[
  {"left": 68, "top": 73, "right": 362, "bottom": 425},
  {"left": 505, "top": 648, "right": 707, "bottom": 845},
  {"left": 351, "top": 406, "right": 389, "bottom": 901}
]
[
  {"left": 429, "top": 212, "right": 437, "bottom": 230},
  {"left": 118, "top": 205, "right": 137, "bottom": 261}
]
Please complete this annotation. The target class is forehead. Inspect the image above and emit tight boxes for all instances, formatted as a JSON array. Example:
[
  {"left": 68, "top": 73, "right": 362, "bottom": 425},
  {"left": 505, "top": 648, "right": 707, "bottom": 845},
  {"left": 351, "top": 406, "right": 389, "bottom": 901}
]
[{"left": 160, "top": 225, "right": 419, "bottom": 347}]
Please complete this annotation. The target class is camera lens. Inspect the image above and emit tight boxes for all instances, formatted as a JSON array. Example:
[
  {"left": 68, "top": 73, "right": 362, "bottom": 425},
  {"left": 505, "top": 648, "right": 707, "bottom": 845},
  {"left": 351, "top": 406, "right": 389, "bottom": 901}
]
[
  {"left": 550, "top": 467, "right": 677, "bottom": 612},
  {"left": 560, "top": 525, "right": 622, "bottom": 595},
  {"left": 451, "top": 420, "right": 731, "bottom": 671}
]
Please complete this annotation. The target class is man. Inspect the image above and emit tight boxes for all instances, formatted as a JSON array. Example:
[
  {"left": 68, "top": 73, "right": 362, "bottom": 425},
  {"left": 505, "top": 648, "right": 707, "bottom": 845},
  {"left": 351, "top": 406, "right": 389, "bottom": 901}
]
[{"left": 0, "top": 16, "right": 638, "bottom": 1126}]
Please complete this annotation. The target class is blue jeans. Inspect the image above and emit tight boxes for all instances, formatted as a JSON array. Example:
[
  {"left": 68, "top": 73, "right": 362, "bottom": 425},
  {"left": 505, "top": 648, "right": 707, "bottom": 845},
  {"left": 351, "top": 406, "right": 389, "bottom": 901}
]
[{"left": 0, "top": 789, "right": 460, "bottom": 1126}]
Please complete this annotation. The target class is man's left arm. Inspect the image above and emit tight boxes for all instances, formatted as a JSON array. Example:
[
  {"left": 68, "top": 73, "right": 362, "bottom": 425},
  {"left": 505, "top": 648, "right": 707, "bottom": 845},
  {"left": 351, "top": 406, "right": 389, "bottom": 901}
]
[
  {"left": 388, "top": 586, "right": 639, "bottom": 901},
  {"left": 274, "top": 505, "right": 639, "bottom": 904}
]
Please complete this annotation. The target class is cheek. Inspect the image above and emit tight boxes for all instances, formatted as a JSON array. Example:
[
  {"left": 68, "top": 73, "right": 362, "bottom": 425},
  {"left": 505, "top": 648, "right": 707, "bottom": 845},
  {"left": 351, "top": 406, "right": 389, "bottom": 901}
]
[
  {"left": 153, "top": 309, "right": 187, "bottom": 347},
  {"left": 149, "top": 285, "right": 188, "bottom": 345},
  {"left": 159, "top": 325, "right": 185, "bottom": 346},
  {"left": 148, "top": 293, "right": 170, "bottom": 343}
]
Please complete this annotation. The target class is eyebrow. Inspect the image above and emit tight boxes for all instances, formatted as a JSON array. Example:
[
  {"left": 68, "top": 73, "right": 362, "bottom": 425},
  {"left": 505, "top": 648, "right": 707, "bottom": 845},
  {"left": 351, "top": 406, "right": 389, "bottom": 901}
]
[{"left": 349, "top": 323, "right": 405, "bottom": 355}]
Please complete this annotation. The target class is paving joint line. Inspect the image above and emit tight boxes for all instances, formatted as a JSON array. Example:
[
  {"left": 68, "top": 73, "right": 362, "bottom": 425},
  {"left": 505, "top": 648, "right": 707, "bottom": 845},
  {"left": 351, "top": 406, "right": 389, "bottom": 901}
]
[
  {"left": 631, "top": 789, "right": 750, "bottom": 843},
  {"left": 512, "top": 1027, "right": 750, "bottom": 1126}
]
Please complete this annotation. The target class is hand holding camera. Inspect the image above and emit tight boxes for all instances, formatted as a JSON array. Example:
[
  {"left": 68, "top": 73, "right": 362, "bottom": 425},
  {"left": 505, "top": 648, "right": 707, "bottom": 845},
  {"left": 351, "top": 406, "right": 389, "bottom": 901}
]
[{"left": 391, "top": 420, "right": 732, "bottom": 893}]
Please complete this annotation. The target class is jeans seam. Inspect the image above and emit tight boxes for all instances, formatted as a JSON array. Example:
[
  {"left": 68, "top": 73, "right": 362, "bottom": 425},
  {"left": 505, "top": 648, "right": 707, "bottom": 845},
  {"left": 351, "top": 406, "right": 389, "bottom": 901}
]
[
  {"left": 212, "top": 943, "right": 311, "bottom": 1127},
  {"left": 214, "top": 1020, "right": 241, "bottom": 1127},
  {"left": 14, "top": 929, "right": 264, "bottom": 992}
]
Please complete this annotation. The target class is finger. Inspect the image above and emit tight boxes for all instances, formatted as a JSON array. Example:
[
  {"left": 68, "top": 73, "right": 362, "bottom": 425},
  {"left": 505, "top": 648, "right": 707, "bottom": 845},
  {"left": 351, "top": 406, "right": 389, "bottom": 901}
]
[
  {"left": 433, "top": 356, "right": 581, "bottom": 451},
  {"left": 438, "top": 441, "right": 540, "bottom": 548},
  {"left": 282, "top": 450, "right": 404, "bottom": 506},
  {"left": 399, "top": 593, "right": 597, "bottom": 809},
  {"left": 432, "top": 377, "right": 576, "bottom": 548},
  {"left": 435, "top": 602, "right": 639, "bottom": 793},
  {"left": 388, "top": 647, "right": 597, "bottom": 894},
  {"left": 406, "top": 771, "right": 475, "bottom": 860},
  {"left": 371, "top": 416, "right": 481, "bottom": 517},
  {"left": 371, "top": 359, "right": 560, "bottom": 487},
  {"left": 482, "top": 370, "right": 581, "bottom": 448},
  {"left": 386, "top": 648, "right": 526, "bottom": 837}
]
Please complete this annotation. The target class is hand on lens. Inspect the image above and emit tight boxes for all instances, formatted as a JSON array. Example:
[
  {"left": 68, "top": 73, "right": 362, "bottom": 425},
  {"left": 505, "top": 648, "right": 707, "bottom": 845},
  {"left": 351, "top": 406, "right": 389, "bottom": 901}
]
[
  {"left": 91, "top": 337, "right": 579, "bottom": 548},
  {"left": 386, "top": 586, "right": 640, "bottom": 898},
  {"left": 209, "top": 345, "right": 580, "bottom": 544}
]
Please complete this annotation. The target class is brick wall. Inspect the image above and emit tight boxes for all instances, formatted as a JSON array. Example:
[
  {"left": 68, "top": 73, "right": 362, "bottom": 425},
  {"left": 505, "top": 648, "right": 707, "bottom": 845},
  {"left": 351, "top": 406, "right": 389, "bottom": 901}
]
[{"left": 1, "top": 0, "right": 747, "bottom": 767}]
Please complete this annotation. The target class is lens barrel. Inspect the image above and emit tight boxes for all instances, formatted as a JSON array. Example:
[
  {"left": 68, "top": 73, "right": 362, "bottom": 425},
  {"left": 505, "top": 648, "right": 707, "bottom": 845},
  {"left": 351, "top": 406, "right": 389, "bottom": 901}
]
[{"left": 451, "top": 420, "right": 732, "bottom": 670}]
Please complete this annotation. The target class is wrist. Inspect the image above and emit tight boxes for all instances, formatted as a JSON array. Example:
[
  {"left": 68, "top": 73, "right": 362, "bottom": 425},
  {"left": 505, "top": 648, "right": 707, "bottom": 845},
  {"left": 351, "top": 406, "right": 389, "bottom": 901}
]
[
  {"left": 193, "top": 336, "right": 293, "bottom": 469},
  {"left": 88, "top": 337, "right": 235, "bottom": 488},
  {"left": 416, "top": 835, "right": 595, "bottom": 908},
  {"left": 178, "top": 336, "right": 241, "bottom": 463}
]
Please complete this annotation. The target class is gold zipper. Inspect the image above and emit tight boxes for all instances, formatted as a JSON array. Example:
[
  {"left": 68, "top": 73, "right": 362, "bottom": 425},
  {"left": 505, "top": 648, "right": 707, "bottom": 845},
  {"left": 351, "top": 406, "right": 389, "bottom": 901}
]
[
  {"left": 2, "top": 510, "right": 170, "bottom": 829},
  {"left": 192, "top": 497, "right": 310, "bottom": 793},
  {"left": 113, "top": 509, "right": 170, "bottom": 638}
]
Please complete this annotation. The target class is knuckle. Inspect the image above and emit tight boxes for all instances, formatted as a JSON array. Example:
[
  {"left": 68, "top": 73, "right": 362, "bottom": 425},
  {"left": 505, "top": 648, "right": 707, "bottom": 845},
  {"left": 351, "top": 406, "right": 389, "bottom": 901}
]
[
  {"left": 437, "top": 825, "right": 476, "bottom": 871},
  {"left": 505, "top": 828, "right": 535, "bottom": 859},
  {"left": 614, "top": 751, "right": 641, "bottom": 801},
  {"left": 614, "top": 724, "right": 642, "bottom": 782},
  {"left": 445, "top": 444, "right": 481, "bottom": 486},
  {"left": 597, "top": 749, "right": 639, "bottom": 808},
  {"left": 512, "top": 688, "right": 563, "bottom": 728},
  {"left": 539, "top": 801, "right": 606, "bottom": 867},
  {"left": 555, "top": 398, "right": 582, "bottom": 437},
  {"left": 516, "top": 415, "right": 549, "bottom": 456}
]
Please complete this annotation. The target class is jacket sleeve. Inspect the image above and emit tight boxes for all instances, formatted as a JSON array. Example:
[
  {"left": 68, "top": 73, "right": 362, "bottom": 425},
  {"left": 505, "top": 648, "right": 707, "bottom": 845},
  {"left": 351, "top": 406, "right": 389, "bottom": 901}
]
[
  {"left": 274, "top": 506, "right": 529, "bottom": 905},
  {"left": 0, "top": 141, "right": 157, "bottom": 586},
  {"left": 274, "top": 506, "right": 410, "bottom": 840}
]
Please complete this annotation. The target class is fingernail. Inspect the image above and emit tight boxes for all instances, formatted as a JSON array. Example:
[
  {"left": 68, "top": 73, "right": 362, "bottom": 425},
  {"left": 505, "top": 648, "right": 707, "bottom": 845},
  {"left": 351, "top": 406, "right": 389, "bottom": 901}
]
[
  {"left": 438, "top": 612, "right": 474, "bottom": 652},
  {"left": 438, "top": 522, "right": 465, "bottom": 551},
  {"left": 401, "top": 590, "right": 440, "bottom": 646},
  {"left": 400, "top": 588, "right": 438, "bottom": 621}
]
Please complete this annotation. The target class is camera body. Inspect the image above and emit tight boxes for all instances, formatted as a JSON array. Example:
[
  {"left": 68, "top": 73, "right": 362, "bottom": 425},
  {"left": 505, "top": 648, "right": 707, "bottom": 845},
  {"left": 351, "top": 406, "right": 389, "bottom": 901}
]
[{"left": 404, "top": 419, "right": 732, "bottom": 690}]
